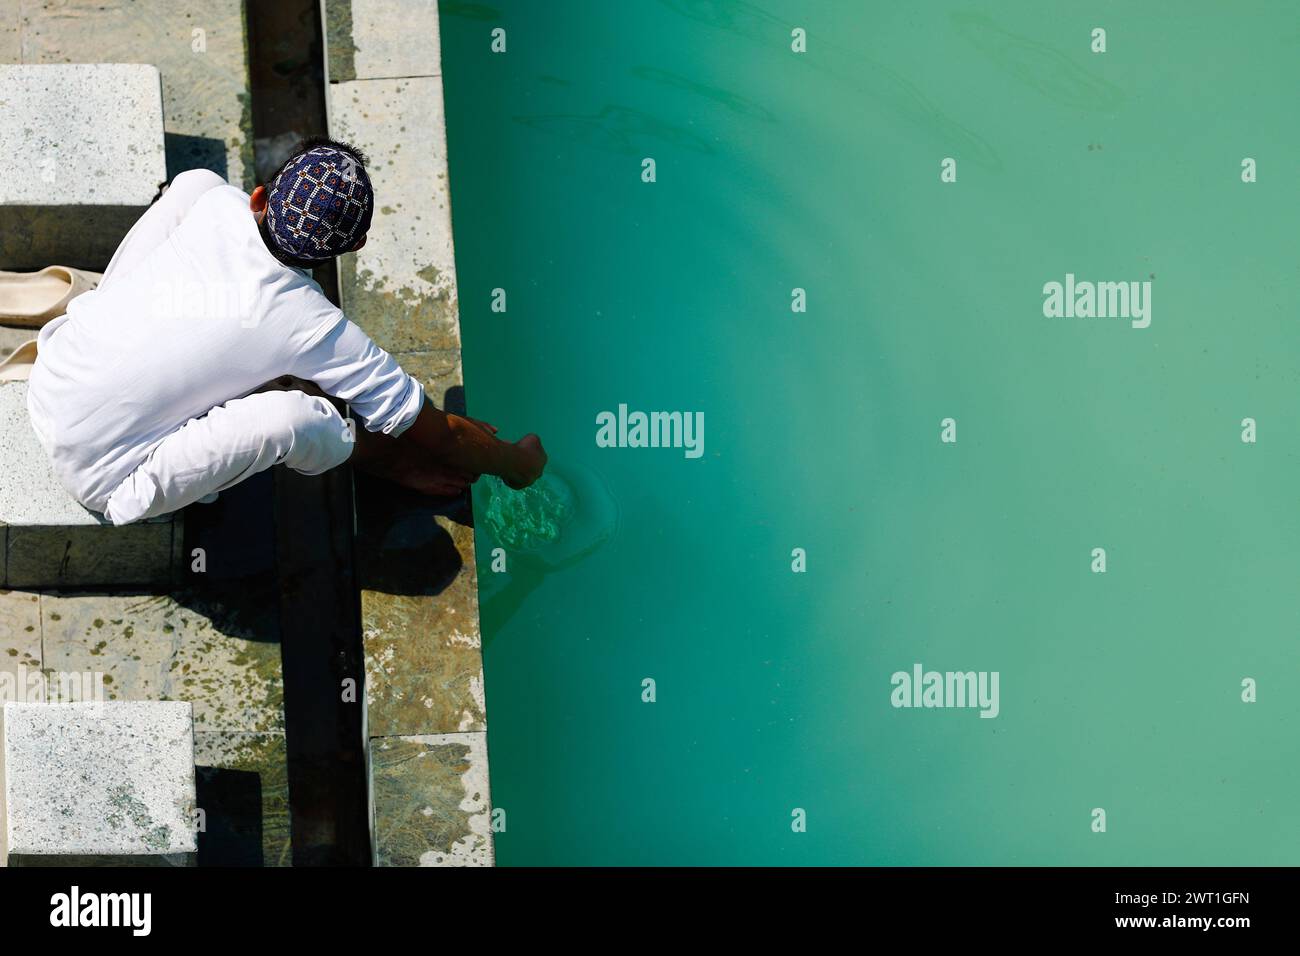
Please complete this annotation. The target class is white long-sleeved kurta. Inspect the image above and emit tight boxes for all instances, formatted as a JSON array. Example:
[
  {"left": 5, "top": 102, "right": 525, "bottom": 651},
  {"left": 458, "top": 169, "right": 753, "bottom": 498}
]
[{"left": 27, "top": 170, "right": 424, "bottom": 518}]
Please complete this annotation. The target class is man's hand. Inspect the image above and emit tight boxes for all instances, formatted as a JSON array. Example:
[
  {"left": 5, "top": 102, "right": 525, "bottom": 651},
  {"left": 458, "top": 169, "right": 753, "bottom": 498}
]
[
  {"left": 405, "top": 402, "right": 544, "bottom": 489},
  {"left": 503, "top": 433, "right": 547, "bottom": 489}
]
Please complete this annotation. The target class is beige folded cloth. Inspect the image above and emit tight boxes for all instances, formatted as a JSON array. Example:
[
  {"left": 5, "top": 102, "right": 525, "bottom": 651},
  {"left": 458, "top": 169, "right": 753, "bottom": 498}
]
[
  {"left": 0, "top": 339, "right": 37, "bottom": 382},
  {"left": 0, "top": 266, "right": 102, "bottom": 328}
]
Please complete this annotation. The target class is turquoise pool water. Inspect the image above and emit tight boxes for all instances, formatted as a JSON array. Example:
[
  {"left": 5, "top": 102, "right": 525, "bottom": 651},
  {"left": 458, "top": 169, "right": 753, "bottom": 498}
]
[{"left": 442, "top": 1, "right": 1300, "bottom": 864}]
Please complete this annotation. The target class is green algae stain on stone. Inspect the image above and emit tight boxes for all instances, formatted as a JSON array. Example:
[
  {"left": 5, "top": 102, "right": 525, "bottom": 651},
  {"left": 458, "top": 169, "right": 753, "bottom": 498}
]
[
  {"left": 40, "top": 591, "right": 284, "bottom": 733},
  {"left": 106, "top": 784, "right": 175, "bottom": 852},
  {"left": 358, "top": 505, "right": 486, "bottom": 736},
  {"left": 324, "top": 0, "right": 358, "bottom": 82},
  {"left": 194, "top": 731, "right": 293, "bottom": 866},
  {"left": 371, "top": 735, "right": 491, "bottom": 867},
  {"left": 338, "top": 257, "right": 460, "bottom": 352}
]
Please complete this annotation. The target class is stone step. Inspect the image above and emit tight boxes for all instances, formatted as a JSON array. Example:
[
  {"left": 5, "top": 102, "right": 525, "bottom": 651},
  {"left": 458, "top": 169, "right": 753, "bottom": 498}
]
[
  {"left": 0, "top": 63, "right": 167, "bottom": 270},
  {"left": 2, "top": 700, "right": 198, "bottom": 866},
  {"left": 0, "top": 381, "right": 182, "bottom": 588}
]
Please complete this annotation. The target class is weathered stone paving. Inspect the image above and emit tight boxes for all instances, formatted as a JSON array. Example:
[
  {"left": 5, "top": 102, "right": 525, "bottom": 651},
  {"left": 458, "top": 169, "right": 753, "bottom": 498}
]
[
  {"left": 0, "top": 0, "right": 288, "bottom": 868},
  {"left": 324, "top": 0, "right": 494, "bottom": 866}
]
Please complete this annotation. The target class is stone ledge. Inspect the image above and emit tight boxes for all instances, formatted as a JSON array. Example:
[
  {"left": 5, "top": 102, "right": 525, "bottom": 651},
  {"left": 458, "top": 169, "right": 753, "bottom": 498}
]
[
  {"left": 326, "top": 0, "right": 494, "bottom": 868},
  {"left": 328, "top": 75, "right": 461, "bottom": 354},
  {"left": 323, "top": 0, "right": 443, "bottom": 82},
  {"left": 10, "top": 1, "right": 255, "bottom": 191},
  {"left": 369, "top": 731, "right": 493, "bottom": 867},
  {"left": 3, "top": 700, "right": 197, "bottom": 864},
  {"left": 358, "top": 496, "right": 484, "bottom": 737},
  {"left": 0, "top": 63, "right": 166, "bottom": 207},
  {"left": 0, "top": 63, "right": 167, "bottom": 269}
]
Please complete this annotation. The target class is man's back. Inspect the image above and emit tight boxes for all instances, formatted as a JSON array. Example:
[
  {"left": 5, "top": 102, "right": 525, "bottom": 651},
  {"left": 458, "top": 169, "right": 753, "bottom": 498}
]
[{"left": 28, "top": 170, "right": 420, "bottom": 516}]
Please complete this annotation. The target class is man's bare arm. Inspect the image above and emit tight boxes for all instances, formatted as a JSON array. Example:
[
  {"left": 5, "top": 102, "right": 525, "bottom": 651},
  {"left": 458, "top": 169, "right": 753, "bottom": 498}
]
[{"left": 403, "top": 400, "right": 547, "bottom": 489}]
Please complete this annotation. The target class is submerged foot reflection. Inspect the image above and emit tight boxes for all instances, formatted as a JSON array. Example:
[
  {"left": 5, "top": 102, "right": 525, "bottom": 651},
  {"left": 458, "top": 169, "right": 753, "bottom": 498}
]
[{"left": 476, "top": 462, "right": 620, "bottom": 639}]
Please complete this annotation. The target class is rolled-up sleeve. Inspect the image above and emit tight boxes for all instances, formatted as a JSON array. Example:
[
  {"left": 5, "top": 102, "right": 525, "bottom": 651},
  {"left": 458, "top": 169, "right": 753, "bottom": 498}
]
[{"left": 290, "top": 315, "right": 425, "bottom": 436}]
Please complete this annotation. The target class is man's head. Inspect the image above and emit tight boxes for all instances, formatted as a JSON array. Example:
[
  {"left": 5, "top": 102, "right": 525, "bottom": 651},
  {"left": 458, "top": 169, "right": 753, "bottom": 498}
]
[{"left": 251, "top": 136, "right": 373, "bottom": 269}]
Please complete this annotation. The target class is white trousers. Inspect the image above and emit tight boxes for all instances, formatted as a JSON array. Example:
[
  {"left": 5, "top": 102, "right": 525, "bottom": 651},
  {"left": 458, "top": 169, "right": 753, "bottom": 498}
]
[
  {"left": 103, "top": 387, "right": 352, "bottom": 524},
  {"left": 96, "top": 172, "right": 353, "bottom": 526}
]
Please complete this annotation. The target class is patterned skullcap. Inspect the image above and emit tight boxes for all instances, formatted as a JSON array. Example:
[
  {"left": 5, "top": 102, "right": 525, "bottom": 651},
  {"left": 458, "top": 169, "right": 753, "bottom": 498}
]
[{"left": 264, "top": 146, "right": 373, "bottom": 262}]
